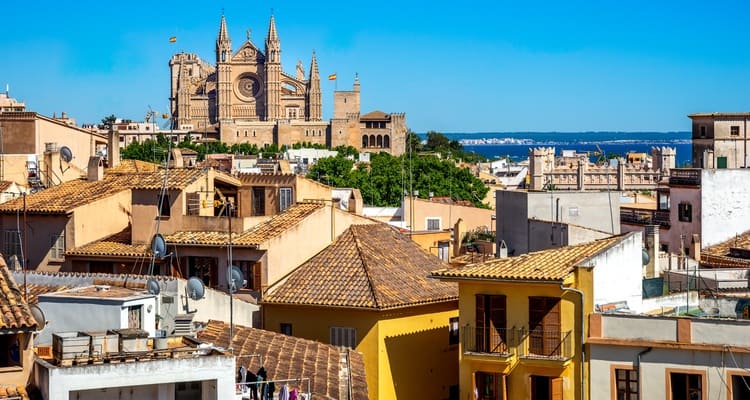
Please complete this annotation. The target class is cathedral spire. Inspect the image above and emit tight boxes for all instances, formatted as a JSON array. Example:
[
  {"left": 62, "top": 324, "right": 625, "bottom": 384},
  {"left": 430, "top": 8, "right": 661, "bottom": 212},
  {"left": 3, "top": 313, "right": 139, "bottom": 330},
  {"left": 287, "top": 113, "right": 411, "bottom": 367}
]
[
  {"left": 307, "top": 51, "right": 322, "bottom": 121},
  {"left": 267, "top": 15, "right": 279, "bottom": 43},
  {"left": 216, "top": 14, "right": 232, "bottom": 63}
]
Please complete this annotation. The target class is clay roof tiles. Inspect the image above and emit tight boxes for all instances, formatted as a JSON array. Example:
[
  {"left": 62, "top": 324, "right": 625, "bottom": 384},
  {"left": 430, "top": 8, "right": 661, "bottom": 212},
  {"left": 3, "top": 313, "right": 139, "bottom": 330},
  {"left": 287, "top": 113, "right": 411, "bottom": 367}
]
[
  {"left": 165, "top": 202, "right": 324, "bottom": 247},
  {"left": 0, "top": 386, "right": 28, "bottom": 400},
  {"left": 198, "top": 320, "right": 368, "bottom": 400},
  {"left": 431, "top": 235, "right": 627, "bottom": 282},
  {"left": 263, "top": 223, "right": 457, "bottom": 309},
  {"left": 0, "top": 260, "right": 37, "bottom": 331},
  {"left": 0, "top": 178, "right": 130, "bottom": 214},
  {"left": 701, "top": 229, "right": 750, "bottom": 268}
]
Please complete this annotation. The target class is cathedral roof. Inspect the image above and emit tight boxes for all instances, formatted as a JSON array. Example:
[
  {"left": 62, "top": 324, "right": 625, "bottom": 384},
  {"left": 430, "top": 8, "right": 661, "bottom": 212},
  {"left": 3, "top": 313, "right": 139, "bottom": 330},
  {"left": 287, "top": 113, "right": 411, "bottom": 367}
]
[{"left": 360, "top": 110, "right": 389, "bottom": 120}]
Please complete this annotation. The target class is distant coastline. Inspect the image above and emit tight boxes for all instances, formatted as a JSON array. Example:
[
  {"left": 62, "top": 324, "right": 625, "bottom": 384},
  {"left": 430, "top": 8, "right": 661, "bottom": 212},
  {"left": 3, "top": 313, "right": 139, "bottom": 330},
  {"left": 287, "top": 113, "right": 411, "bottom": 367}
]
[{"left": 418, "top": 131, "right": 692, "bottom": 166}]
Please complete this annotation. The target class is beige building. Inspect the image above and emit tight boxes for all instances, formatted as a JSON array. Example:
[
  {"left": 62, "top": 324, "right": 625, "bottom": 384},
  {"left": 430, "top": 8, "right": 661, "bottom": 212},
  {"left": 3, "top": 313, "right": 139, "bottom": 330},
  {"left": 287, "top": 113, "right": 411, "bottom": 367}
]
[
  {"left": 169, "top": 14, "right": 406, "bottom": 155},
  {"left": 689, "top": 112, "right": 750, "bottom": 169}
]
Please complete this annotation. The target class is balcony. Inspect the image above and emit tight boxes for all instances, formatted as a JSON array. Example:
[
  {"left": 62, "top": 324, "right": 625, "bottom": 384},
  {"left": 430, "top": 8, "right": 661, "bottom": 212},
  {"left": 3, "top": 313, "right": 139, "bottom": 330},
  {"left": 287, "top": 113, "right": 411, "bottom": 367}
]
[
  {"left": 669, "top": 168, "right": 701, "bottom": 186},
  {"left": 620, "top": 208, "right": 670, "bottom": 228},
  {"left": 520, "top": 328, "right": 572, "bottom": 361},
  {"left": 462, "top": 327, "right": 573, "bottom": 361},
  {"left": 462, "top": 326, "right": 515, "bottom": 357}
]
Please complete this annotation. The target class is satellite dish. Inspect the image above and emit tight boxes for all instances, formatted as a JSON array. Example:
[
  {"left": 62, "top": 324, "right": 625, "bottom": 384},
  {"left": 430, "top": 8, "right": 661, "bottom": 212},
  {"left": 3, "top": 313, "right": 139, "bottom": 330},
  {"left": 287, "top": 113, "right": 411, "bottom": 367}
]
[
  {"left": 642, "top": 249, "right": 651, "bottom": 266},
  {"left": 187, "top": 276, "right": 205, "bottom": 300},
  {"left": 60, "top": 146, "right": 73, "bottom": 163},
  {"left": 151, "top": 234, "right": 167, "bottom": 258},
  {"left": 29, "top": 305, "right": 47, "bottom": 329},
  {"left": 147, "top": 278, "right": 161, "bottom": 295},
  {"left": 228, "top": 265, "right": 246, "bottom": 293}
]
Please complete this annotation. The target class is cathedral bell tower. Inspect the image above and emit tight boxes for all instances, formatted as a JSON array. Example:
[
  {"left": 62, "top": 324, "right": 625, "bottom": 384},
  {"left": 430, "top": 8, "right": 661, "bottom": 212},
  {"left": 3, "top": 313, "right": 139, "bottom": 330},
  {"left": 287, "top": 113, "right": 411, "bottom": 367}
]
[
  {"left": 265, "top": 15, "right": 282, "bottom": 121},
  {"left": 216, "top": 14, "right": 233, "bottom": 124}
]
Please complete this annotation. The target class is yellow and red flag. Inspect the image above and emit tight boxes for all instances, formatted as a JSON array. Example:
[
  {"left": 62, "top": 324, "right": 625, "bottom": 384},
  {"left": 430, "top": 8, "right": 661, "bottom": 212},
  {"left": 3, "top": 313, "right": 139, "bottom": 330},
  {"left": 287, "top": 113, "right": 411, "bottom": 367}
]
[
  {"left": 328, "top": 73, "right": 337, "bottom": 80},
  {"left": 169, "top": 36, "right": 177, "bottom": 43}
]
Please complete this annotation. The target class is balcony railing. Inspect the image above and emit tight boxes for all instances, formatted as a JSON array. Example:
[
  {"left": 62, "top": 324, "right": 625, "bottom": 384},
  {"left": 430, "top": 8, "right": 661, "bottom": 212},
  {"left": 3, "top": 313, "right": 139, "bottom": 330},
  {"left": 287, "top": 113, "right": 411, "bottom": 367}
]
[
  {"left": 462, "top": 326, "right": 515, "bottom": 356},
  {"left": 462, "top": 326, "right": 573, "bottom": 360},
  {"left": 620, "top": 208, "right": 671, "bottom": 227},
  {"left": 520, "top": 328, "right": 572, "bottom": 360},
  {"left": 669, "top": 168, "right": 701, "bottom": 186}
]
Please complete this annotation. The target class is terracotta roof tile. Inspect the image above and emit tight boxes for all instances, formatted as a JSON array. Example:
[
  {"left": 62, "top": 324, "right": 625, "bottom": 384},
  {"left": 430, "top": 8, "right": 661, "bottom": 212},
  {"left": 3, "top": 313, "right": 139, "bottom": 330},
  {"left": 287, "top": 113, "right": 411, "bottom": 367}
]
[
  {"left": 198, "top": 320, "right": 368, "bottom": 400},
  {"left": 0, "top": 178, "right": 130, "bottom": 214},
  {"left": 65, "top": 226, "right": 150, "bottom": 258},
  {"left": 0, "top": 385, "right": 28, "bottom": 400},
  {"left": 165, "top": 202, "right": 324, "bottom": 247},
  {"left": 237, "top": 173, "right": 296, "bottom": 186},
  {"left": 431, "top": 235, "right": 627, "bottom": 282},
  {"left": 702, "top": 229, "right": 750, "bottom": 268},
  {"left": 106, "top": 160, "right": 161, "bottom": 174},
  {"left": 24, "top": 283, "right": 73, "bottom": 304},
  {"left": 0, "top": 261, "right": 36, "bottom": 330},
  {"left": 263, "top": 224, "right": 457, "bottom": 309}
]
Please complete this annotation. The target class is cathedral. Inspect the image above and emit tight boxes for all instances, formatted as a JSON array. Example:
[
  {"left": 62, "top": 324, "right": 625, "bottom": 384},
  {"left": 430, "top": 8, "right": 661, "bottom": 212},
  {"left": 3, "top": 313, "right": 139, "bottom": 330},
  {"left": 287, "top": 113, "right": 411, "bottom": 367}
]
[{"left": 169, "top": 14, "right": 406, "bottom": 155}]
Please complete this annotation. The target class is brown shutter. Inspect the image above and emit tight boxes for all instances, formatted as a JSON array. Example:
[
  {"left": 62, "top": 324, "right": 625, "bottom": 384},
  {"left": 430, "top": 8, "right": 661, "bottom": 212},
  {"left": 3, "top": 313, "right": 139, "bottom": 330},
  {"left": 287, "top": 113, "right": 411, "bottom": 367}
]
[
  {"left": 551, "top": 377, "right": 563, "bottom": 400},
  {"left": 489, "top": 295, "right": 507, "bottom": 351},
  {"left": 475, "top": 294, "right": 486, "bottom": 352},
  {"left": 253, "top": 262, "right": 262, "bottom": 291}
]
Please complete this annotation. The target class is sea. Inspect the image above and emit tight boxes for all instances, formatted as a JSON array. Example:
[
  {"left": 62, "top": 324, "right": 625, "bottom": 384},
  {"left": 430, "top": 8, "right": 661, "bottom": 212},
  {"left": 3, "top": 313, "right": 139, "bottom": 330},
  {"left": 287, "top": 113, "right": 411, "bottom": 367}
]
[{"left": 422, "top": 132, "right": 692, "bottom": 167}]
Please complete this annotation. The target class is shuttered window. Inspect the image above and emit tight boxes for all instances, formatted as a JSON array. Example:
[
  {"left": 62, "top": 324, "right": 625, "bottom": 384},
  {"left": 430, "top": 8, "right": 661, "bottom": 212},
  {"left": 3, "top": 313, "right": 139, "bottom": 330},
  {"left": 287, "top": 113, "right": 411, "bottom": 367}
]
[
  {"left": 475, "top": 294, "right": 507, "bottom": 353},
  {"left": 528, "top": 297, "right": 561, "bottom": 356}
]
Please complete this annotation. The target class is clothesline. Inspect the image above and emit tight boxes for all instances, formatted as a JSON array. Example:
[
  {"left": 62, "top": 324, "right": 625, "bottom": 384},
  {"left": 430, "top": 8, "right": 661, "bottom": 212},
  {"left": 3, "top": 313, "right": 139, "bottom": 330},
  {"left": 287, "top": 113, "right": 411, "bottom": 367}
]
[{"left": 236, "top": 377, "right": 311, "bottom": 399}]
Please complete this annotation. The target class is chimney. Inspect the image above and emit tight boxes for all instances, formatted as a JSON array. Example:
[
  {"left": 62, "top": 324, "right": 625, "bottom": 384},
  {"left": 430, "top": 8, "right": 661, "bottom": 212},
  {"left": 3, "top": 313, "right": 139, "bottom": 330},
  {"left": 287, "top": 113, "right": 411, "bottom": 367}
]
[
  {"left": 498, "top": 240, "right": 508, "bottom": 258},
  {"left": 644, "top": 225, "right": 660, "bottom": 278},
  {"left": 171, "top": 148, "right": 184, "bottom": 168},
  {"left": 452, "top": 218, "right": 466, "bottom": 258},
  {"left": 87, "top": 156, "right": 104, "bottom": 181},
  {"left": 690, "top": 234, "right": 701, "bottom": 263},
  {"left": 108, "top": 129, "right": 120, "bottom": 168}
]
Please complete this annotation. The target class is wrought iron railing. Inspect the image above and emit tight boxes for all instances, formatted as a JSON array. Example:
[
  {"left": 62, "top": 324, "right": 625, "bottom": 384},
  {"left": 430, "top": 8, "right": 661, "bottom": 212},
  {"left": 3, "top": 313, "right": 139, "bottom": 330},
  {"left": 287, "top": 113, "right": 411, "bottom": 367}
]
[
  {"left": 520, "top": 328, "right": 572, "bottom": 360},
  {"left": 462, "top": 326, "right": 514, "bottom": 355}
]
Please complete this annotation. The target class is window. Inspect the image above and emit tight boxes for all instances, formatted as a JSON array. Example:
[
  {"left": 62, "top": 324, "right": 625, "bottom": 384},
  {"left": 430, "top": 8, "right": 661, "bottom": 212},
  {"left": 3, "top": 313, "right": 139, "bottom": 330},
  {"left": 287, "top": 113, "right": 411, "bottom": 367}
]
[
  {"left": 449, "top": 317, "right": 459, "bottom": 345},
  {"left": 528, "top": 296, "right": 561, "bottom": 356},
  {"left": 475, "top": 294, "right": 507, "bottom": 353},
  {"left": 158, "top": 194, "right": 171, "bottom": 217},
  {"left": 678, "top": 202, "right": 692, "bottom": 223},
  {"left": 280, "top": 323, "right": 293, "bottom": 336},
  {"left": 0, "top": 334, "right": 21, "bottom": 367},
  {"left": 49, "top": 233, "right": 65, "bottom": 260},
  {"left": 330, "top": 326, "right": 356, "bottom": 348},
  {"left": 717, "top": 156, "right": 728, "bottom": 169},
  {"left": 731, "top": 374, "right": 750, "bottom": 400},
  {"left": 475, "top": 372, "right": 502, "bottom": 400},
  {"left": 127, "top": 305, "right": 142, "bottom": 329},
  {"left": 3, "top": 230, "right": 20, "bottom": 259},
  {"left": 426, "top": 218, "right": 441, "bottom": 231},
  {"left": 700, "top": 125, "right": 706, "bottom": 137},
  {"left": 244, "top": 130, "right": 248, "bottom": 137},
  {"left": 279, "top": 187, "right": 293, "bottom": 212},
  {"left": 615, "top": 368, "right": 639, "bottom": 400},
  {"left": 235, "top": 260, "right": 262, "bottom": 291},
  {"left": 530, "top": 376, "right": 562, "bottom": 400},
  {"left": 252, "top": 187, "right": 266, "bottom": 216},
  {"left": 286, "top": 107, "right": 298, "bottom": 119},
  {"left": 731, "top": 126, "right": 740, "bottom": 136},
  {"left": 669, "top": 371, "right": 703, "bottom": 400}
]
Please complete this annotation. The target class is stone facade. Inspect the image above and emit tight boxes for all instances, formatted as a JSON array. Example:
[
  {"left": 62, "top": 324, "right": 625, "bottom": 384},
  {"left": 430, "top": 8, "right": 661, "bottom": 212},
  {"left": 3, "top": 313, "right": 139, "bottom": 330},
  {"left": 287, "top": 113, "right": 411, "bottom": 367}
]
[
  {"left": 528, "top": 146, "right": 675, "bottom": 191},
  {"left": 169, "top": 14, "right": 407, "bottom": 155},
  {"left": 689, "top": 112, "right": 750, "bottom": 169}
]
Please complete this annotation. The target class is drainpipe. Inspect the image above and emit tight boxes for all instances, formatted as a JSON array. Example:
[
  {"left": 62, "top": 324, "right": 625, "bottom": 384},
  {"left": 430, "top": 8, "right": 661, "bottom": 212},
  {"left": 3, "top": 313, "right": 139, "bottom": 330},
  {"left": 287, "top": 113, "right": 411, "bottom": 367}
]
[
  {"left": 560, "top": 284, "right": 585, "bottom": 400},
  {"left": 636, "top": 347, "right": 652, "bottom": 400}
]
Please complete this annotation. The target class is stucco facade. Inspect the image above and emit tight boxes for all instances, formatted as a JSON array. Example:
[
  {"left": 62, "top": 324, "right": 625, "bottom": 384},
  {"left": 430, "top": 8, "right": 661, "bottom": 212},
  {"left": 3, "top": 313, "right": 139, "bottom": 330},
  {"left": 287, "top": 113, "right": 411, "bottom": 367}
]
[
  {"left": 496, "top": 190, "right": 621, "bottom": 256},
  {"left": 263, "top": 302, "right": 459, "bottom": 400}
]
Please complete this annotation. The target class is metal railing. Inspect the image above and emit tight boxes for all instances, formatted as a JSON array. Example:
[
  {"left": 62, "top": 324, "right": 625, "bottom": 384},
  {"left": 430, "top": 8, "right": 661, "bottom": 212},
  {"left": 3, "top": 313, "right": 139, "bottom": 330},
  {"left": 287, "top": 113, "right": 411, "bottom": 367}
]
[
  {"left": 520, "top": 328, "right": 572, "bottom": 360},
  {"left": 669, "top": 168, "right": 701, "bottom": 186},
  {"left": 620, "top": 209, "right": 670, "bottom": 227},
  {"left": 463, "top": 326, "right": 573, "bottom": 361},
  {"left": 462, "top": 326, "right": 514, "bottom": 355}
]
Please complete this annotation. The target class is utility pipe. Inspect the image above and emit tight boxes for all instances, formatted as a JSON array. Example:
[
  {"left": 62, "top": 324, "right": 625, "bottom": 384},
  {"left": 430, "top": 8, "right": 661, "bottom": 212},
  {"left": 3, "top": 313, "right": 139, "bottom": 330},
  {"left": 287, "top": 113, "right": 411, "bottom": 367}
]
[{"left": 560, "top": 283, "right": 586, "bottom": 400}]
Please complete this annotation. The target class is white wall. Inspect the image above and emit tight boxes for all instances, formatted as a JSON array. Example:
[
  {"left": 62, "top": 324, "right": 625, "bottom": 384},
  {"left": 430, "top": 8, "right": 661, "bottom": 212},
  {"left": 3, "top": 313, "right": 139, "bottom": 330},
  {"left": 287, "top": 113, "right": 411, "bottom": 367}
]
[
  {"left": 701, "top": 169, "right": 750, "bottom": 247},
  {"left": 590, "top": 232, "right": 643, "bottom": 309},
  {"left": 42, "top": 354, "right": 234, "bottom": 400},
  {"left": 36, "top": 294, "right": 157, "bottom": 345}
]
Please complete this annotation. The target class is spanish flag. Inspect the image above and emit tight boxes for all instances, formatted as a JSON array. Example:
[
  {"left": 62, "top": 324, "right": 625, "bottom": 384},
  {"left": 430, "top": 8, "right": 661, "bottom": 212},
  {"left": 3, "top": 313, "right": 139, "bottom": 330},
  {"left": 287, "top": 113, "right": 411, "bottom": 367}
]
[
  {"left": 328, "top": 73, "right": 337, "bottom": 80},
  {"left": 169, "top": 36, "right": 177, "bottom": 43}
]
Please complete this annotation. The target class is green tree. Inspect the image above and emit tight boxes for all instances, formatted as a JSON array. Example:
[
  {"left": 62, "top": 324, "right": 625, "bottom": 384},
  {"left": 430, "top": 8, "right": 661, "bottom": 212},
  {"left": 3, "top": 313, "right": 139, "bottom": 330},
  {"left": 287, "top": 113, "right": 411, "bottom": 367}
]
[
  {"left": 405, "top": 130, "right": 422, "bottom": 153},
  {"left": 100, "top": 114, "right": 117, "bottom": 129},
  {"left": 306, "top": 155, "right": 355, "bottom": 187}
]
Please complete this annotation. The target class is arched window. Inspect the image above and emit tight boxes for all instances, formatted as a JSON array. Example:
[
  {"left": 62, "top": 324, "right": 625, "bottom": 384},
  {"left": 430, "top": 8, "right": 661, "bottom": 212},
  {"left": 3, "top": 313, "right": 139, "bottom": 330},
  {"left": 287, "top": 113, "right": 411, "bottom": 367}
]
[
  {"left": 369, "top": 135, "right": 376, "bottom": 147},
  {"left": 244, "top": 130, "right": 248, "bottom": 137},
  {"left": 377, "top": 135, "right": 383, "bottom": 147},
  {"left": 384, "top": 135, "right": 390, "bottom": 148},
  {"left": 362, "top": 135, "right": 369, "bottom": 148},
  {"left": 236, "top": 131, "right": 240, "bottom": 137}
]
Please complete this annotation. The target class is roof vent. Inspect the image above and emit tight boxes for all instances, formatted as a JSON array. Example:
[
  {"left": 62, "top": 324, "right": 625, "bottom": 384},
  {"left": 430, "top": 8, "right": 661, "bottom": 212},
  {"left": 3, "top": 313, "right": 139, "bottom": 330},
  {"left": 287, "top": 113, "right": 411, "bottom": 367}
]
[{"left": 94, "top": 285, "right": 110, "bottom": 292}]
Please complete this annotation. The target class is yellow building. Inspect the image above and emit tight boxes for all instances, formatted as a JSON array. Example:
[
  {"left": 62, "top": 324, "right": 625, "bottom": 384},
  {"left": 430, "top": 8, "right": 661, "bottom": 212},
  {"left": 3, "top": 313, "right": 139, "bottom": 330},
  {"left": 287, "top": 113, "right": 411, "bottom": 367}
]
[
  {"left": 262, "top": 223, "right": 459, "bottom": 400},
  {"left": 431, "top": 233, "right": 641, "bottom": 400}
]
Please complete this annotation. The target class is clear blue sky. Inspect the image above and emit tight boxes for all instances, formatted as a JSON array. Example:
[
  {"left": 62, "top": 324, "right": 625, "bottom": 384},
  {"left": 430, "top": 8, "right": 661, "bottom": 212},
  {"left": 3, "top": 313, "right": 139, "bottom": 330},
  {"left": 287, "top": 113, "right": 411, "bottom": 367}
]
[{"left": 2, "top": 1, "right": 749, "bottom": 132}]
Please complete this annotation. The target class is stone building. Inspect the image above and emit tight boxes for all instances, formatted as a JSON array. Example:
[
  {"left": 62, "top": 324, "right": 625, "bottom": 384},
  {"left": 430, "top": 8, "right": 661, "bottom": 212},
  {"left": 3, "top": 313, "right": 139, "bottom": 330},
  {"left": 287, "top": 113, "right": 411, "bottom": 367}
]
[
  {"left": 169, "top": 14, "right": 406, "bottom": 155},
  {"left": 689, "top": 112, "right": 750, "bottom": 169}
]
